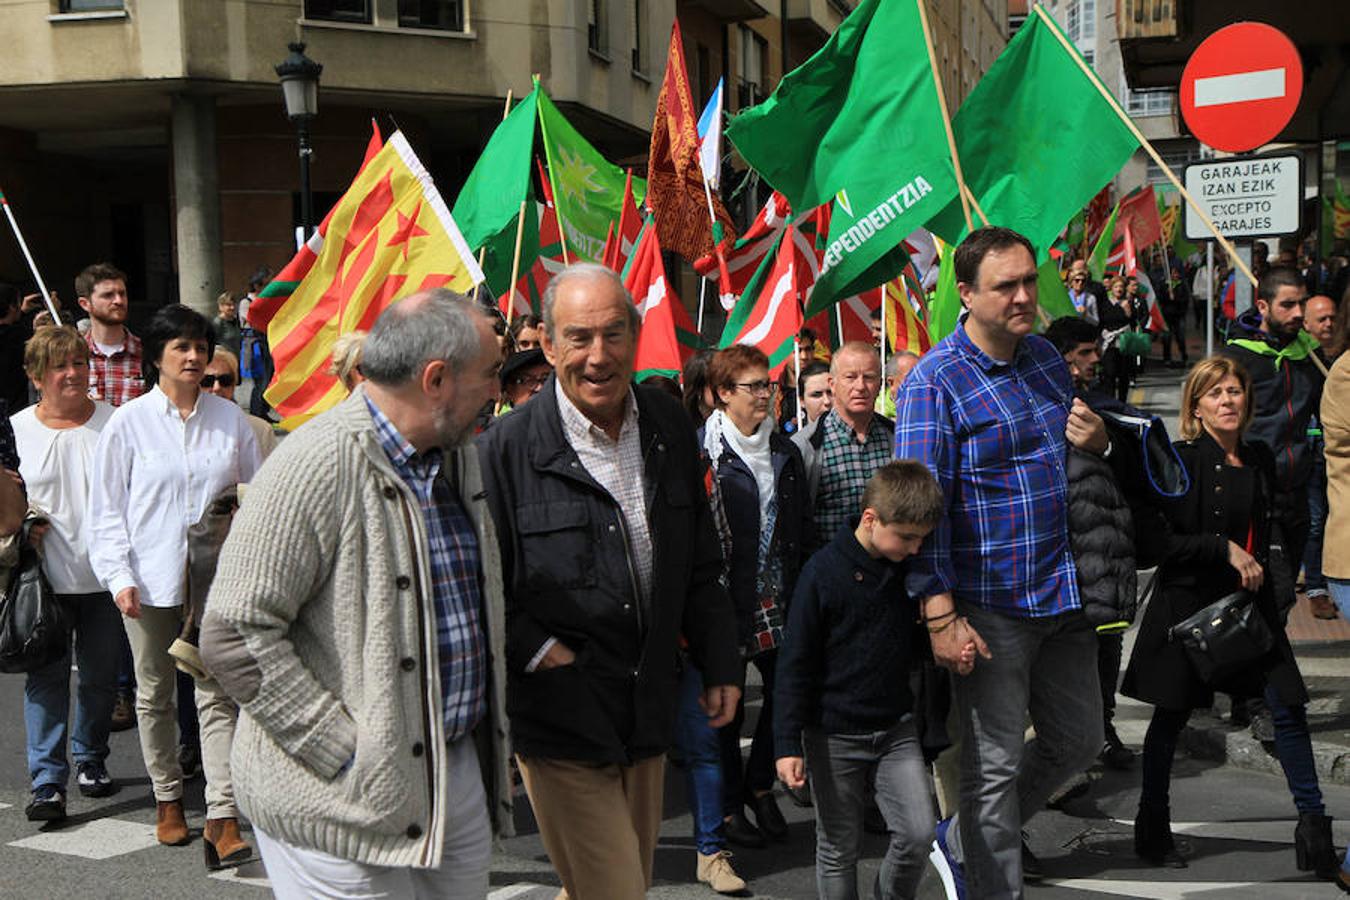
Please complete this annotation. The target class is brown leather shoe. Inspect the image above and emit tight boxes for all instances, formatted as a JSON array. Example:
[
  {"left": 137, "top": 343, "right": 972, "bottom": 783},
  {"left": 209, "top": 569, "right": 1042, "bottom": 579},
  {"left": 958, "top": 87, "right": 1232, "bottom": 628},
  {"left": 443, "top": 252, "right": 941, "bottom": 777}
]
[
  {"left": 156, "top": 800, "right": 190, "bottom": 846},
  {"left": 203, "top": 817, "right": 252, "bottom": 869},
  {"left": 1310, "top": 594, "right": 1340, "bottom": 620}
]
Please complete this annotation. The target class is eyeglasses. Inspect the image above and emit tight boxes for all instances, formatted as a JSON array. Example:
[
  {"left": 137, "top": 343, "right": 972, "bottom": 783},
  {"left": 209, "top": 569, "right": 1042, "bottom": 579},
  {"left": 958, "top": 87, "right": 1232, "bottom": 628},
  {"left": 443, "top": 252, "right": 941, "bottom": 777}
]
[
  {"left": 510, "top": 373, "right": 550, "bottom": 388},
  {"left": 735, "top": 381, "right": 777, "bottom": 397},
  {"left": 200, "top": 374, "right": 236, "bottom": 389}
]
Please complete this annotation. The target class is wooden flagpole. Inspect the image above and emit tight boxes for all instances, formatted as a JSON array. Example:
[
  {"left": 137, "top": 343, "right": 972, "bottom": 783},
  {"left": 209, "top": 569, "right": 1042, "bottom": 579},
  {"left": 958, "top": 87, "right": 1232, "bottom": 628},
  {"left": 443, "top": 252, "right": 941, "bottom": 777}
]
[
  {"left": 506, "top": 200, "right": 529, "bottom": 310},
  {"left": 1031, "top": 3, "right": 1256, "bottom": 287},
  {"left": 917, "top": 0, "right": 974, "bottom": 232}
]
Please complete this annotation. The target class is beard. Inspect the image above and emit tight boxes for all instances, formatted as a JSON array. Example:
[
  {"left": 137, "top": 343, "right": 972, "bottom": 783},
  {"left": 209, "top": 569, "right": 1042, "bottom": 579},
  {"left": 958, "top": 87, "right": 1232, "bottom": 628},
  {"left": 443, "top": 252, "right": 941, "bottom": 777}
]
[{"left": 431, "top": 402, "right": 474, "bottom": 450}]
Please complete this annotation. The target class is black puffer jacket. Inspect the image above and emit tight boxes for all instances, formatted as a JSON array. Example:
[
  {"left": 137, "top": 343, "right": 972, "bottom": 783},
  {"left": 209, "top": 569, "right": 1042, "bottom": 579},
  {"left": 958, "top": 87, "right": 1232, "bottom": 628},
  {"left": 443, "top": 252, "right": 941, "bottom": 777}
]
[{"left": 1066, "top": 446, "right": 1136, "bottom": 629}]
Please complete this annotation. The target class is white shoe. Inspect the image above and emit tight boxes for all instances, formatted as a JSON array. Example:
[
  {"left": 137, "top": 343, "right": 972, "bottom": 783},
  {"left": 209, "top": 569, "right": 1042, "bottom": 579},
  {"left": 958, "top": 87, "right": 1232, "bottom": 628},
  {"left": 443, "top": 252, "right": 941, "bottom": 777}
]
[{"left": 697, "top": 849, "right": 747, "bottom": 894}]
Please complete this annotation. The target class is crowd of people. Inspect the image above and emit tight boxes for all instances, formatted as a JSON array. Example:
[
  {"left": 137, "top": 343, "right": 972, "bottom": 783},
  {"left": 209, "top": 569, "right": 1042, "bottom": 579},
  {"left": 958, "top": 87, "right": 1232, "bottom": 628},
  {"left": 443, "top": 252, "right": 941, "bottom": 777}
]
[{"left": 0, "top": 227, "right": 1346, "bottom": 899}]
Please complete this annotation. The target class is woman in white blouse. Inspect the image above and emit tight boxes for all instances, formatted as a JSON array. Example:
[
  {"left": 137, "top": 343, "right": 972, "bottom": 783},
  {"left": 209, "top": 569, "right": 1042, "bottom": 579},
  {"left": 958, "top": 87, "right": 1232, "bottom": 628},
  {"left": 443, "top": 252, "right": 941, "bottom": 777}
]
[
  {"left": 88, "top": 305, "right": 261, "bottom": 869},
  {"left": 11, "top": 326, "right": 117, "bottom": 824}
]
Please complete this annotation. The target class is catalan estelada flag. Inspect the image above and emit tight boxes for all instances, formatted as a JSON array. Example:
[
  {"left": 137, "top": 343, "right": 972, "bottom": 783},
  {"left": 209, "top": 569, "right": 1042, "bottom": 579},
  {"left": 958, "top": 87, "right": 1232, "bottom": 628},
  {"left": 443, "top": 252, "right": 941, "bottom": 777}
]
[{"left": 260, "top": 130, "right": 483, "bottom": 429}]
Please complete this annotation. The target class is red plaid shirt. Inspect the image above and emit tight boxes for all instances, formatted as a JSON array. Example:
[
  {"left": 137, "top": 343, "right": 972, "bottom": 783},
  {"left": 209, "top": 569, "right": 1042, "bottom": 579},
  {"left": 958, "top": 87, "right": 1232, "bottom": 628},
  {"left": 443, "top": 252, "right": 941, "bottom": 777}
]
[{"left": 86, "top": 330, "right": 146, "bottom": 407}]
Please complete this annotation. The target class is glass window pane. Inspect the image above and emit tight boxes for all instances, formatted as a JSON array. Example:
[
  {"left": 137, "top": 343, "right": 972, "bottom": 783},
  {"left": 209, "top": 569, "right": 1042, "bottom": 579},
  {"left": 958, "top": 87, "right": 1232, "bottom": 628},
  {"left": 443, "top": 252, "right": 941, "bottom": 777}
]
[
  {"left": 62, "top": 0, "right": 124, "bottom": 9},
  {"left": 304, "top": 0, "right": 370, "bottom": 23},
  {"left": 398, "top": 0, "right": 464, "bottom": 31}
]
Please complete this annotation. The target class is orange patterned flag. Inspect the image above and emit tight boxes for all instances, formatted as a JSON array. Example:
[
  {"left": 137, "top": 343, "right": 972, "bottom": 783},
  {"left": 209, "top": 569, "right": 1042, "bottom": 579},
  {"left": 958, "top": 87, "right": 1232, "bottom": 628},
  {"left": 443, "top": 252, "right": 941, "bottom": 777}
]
[
  {"left": 646, "top": 20, "right": 735, "bottom": 262},
  {"left": 263, "top": 131, "right": 482, "bottom": 429}
]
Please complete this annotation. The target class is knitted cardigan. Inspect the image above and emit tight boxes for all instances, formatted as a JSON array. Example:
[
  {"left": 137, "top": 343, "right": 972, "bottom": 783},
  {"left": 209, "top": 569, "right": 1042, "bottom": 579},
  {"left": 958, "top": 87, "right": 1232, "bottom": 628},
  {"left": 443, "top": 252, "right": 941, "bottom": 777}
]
[{"left": 200, "top": 388, "right": 513, "bottom": 869}]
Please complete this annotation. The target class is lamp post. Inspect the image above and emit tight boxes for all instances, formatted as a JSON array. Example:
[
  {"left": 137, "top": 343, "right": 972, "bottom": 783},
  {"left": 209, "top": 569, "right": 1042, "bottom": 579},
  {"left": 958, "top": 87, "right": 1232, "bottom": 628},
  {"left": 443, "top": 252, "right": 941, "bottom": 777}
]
[{"left": 275, "top": 42, "right": 322, "bottom": 240}]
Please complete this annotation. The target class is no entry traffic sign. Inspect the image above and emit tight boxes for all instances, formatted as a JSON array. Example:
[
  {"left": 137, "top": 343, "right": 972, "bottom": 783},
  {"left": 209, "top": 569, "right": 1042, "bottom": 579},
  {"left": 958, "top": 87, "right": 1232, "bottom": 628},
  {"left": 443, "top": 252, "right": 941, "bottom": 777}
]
[{"left": 1179, "top": 22, "right": 1303, "bottom": 154}]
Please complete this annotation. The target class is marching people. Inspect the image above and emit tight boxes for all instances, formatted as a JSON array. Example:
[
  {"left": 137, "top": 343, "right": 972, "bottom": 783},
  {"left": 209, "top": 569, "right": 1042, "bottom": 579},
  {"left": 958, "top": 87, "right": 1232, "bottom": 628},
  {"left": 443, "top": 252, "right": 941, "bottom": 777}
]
[
  {"left": 212, "top": 292, "right": 242, "bottom": 359},
  {"left": 700, "top": 345, "right": 811, "bottom": 854},
  {"left": 793, "top": 341, "right": 893, "bottom": 551},
  {"left": 87, "top": 305, "right": 262, "bottom": 866},
  {"left": 1066, "top": 263, "right": 1099, "bottom": 325},
  {"left": 11, "top": 326, "right": 118, "bottom": 821},
  {"left": 202, "top": 290, "right": 513, "bottom": 897},
  {"left": 510, "top": 312, "right": 544, "bottom": 351},
  {"left": 478, "top": 263, "right": 741, "bottom": 900},
  {"left": 1097, "top": 274, "right": 1140, "bottom": 403},
  {"left": 75, "top": 262, "right": 145, "bottom": 734},
  {"left": 895, "top": 227, "right": 1109, "bottom": 896},
  {"left": 775, "top": 461, "right": 944, "bottom": 900},
  {"left": 1121, "top": 356, "right": 1339, "bottom": 880}
]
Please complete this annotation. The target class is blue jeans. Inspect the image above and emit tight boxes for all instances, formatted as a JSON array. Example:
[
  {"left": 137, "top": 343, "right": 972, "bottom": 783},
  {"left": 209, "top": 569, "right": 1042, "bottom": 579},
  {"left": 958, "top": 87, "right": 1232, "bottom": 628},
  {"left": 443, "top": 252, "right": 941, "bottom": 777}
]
[
  {"left": 1266, "top": 682, "right": 1324, "bottom": 816},
  {"left": 804, "top": 720, "right": 934, "bottom": 900},
  {"left": 674, "top": 659, "right": 726, "bottom": 856},
  {"left": 23, "top": 592, "right": 120, "bottom": 790},
  {"left": 1330, "top": 578, "right": 1350, "bottom": 619},
  {"left": 1303, "top": 451, "right": 1328, "bottom": 597}
]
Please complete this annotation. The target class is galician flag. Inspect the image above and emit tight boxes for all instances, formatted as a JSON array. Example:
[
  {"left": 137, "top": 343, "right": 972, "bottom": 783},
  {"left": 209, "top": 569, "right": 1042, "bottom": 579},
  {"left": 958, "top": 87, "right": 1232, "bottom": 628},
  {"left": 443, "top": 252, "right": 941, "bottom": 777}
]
[
  {"left": 262, "top": 131, "right": 482, "bottom": 429},
  {"left": 536, "top": 82, "right": 645, "bottom": 263},
  {"left": 623, "top": 220, "right": 697, "bottom": 381},
  {"left": 726, "top": 0, "right": 958, "bottom": 313},
  {"left": 924, "top": 10, "right": 1138, "bottom": 259},
  {"left": 719, "top": 226, "right": 803, "bottom": 379},
  {"left": 697, "top": 78, "right": 725, "bottom": 191},
  {"left": 451, "top": 87, "right": 538, "bottom": 298}
]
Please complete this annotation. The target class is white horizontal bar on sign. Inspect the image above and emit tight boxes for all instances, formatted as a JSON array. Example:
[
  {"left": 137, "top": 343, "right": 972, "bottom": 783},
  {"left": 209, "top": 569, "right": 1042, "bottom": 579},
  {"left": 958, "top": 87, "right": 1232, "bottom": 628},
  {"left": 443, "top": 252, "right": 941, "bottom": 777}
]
[{"left": 1193, "top": 67, "right": 1286, "bottom": 107}]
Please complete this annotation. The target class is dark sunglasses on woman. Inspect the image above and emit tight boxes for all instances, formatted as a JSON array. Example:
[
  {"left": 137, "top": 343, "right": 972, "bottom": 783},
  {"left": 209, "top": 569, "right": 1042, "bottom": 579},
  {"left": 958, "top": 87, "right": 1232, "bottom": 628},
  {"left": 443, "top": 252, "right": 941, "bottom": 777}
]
[{"left": 200, "top": 374, "right": 236, "bottom": 389}]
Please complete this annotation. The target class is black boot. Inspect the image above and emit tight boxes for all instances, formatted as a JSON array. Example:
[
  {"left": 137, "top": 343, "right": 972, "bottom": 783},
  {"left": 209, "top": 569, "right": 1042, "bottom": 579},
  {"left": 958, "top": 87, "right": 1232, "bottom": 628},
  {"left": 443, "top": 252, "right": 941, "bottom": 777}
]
[
  {"left": 1294, "top": 812, "right": 1339, "bottom": 879},
  {"left": 1134, "top": 806, "right": 1186, "bottom": 868}
]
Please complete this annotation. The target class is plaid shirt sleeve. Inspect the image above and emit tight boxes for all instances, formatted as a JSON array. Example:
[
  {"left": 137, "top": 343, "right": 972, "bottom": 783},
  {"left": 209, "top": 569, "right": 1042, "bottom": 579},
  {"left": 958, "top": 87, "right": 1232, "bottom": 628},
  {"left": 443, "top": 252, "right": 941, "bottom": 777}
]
[{"left": 894, "top": 373, "right": 957, "bottom": 601}]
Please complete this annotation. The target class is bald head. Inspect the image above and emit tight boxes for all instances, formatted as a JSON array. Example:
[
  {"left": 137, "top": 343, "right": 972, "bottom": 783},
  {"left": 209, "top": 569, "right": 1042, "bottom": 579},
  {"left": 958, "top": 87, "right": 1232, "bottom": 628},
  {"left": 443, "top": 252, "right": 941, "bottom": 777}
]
[
  {"left": 1305, "top": 294, "right": 1336, "bottom": 347},
  {"left": 541, "top": 263, "right": 638, "bottom": 340}
]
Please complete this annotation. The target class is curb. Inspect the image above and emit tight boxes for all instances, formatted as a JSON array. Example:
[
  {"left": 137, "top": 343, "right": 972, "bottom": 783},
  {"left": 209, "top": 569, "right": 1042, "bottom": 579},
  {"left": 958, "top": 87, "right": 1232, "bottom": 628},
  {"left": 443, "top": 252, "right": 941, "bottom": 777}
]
[{"left": 1181, "top": 711, "right": 1350, "bottom": 786}]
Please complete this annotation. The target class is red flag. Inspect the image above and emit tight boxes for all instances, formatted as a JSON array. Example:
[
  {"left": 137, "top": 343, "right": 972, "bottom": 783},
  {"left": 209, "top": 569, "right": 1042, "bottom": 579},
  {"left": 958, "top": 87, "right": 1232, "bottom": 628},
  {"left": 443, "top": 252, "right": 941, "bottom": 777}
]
[
  {"left": 646, "top": 20, "right": 735, "bottom": 261},
  {"left": 694, "top": 191, "right": 790, "bottom": 305},
  {"left": 720, "top": 226, "right": 804, "bottom": 380},
  {"left": 250, "top": 120, "right": 384, "bottom": 331},
  {"left": 1118, "top": 185, "right": 1163, "bottom": 249},
  {"left": 624, "top": 222, "right": 695, "bottom": 380}
]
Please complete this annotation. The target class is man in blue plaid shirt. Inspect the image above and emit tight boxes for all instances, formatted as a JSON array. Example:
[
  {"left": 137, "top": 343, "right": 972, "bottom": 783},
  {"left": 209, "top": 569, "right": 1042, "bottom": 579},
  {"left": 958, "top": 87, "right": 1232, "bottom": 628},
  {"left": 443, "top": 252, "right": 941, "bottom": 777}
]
[{"left": 895, "top": 227, "right": 1111, "bottom": 898}]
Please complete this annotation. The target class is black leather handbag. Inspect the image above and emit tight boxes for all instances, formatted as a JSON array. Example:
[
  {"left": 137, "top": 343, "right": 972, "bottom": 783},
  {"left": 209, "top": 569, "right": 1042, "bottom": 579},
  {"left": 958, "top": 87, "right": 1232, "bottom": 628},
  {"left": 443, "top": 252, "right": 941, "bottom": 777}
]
[
  {"left": 0, "top": 518, "right": 70, "bottom": 674},
  {"left": 1168, "top": 589, "right": 1274, "bottom": 684}
]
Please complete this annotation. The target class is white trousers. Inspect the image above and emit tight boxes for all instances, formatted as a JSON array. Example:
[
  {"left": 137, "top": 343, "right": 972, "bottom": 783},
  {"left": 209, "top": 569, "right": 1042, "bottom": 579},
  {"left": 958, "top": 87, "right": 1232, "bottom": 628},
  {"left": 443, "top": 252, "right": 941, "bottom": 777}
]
[{"left": 256, "top": 737, "right": 491, "bottom": 900}]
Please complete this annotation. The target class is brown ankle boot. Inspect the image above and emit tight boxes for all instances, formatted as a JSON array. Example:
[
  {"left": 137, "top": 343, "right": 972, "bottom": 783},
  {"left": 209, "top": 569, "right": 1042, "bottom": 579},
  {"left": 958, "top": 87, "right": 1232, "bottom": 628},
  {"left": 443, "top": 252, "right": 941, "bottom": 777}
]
[
  {"left": 156, "top": 800, "right": 190, "bottom": 846},
  {"left": 203, "top": 817, "right": 252, "bottom": 869}
]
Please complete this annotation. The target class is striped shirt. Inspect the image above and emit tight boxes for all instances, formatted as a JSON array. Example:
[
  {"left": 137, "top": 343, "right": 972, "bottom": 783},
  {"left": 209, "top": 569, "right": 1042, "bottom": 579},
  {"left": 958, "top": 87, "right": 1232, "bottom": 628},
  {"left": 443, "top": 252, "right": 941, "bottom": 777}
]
[
  {"left": 894, "top": 319, "right": 1081, "bottom": 618},
  {"left": 366, "top": 397, "right": 487, "bottom": 741}
]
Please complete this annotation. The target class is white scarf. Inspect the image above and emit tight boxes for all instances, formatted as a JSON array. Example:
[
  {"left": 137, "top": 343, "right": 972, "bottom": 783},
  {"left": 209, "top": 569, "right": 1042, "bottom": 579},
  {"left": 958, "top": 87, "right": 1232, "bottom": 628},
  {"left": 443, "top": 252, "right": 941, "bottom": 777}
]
[{"left": 705, "top": 409, "right": 776, "bottom": 528}]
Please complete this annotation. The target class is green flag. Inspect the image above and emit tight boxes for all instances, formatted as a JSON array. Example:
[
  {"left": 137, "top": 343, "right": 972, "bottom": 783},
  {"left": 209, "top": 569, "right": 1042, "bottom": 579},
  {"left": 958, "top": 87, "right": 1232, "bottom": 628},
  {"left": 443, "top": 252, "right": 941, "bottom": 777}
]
[
  {"left": 1037, "top": 257, "right": 1077, "bottom": 323},
  {"left": 536, "top": 84, "right": 646, "bottom": 263},
  {"left": 725, "top": 0, "right": 959, "bottom": 315},
  {"left": 927, "top": 239, "right": 961, "bottom": 344},
  {"left": 926, "top": 11, "right": 1138, "bottom": 261},
  {"left": 1088, "top": 202, "right": 1121, "bottom": 281}
]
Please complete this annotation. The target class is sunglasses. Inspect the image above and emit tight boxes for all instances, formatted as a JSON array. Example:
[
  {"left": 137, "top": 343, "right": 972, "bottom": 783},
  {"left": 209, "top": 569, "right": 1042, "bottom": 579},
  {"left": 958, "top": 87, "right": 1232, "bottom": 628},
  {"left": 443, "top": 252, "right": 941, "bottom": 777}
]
[{"left": 200, "top": 374, "right": 236, "bottom": 389}]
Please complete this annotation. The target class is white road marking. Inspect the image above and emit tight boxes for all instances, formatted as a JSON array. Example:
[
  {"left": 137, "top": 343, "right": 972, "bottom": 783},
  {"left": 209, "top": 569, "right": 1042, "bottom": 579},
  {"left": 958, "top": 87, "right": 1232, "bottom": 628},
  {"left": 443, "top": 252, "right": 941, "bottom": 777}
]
[
  {"left": 1194, "top": 68, "right": 1286, "bottom": 107},
  {"left": 1108, "top": 818, "right": 1350, "bottom": 844},
  {"left": 1041, "top": 878, "right": 1291, "bottom": 898},
  {"left": 7, "top": 817, "right": 159, "bottom": 859},
  {"left": 207, "top": 859, "right": 271, "bottom": 889},
  {"left": 488, "top": 885, "right": 552, "bottom": 899}
]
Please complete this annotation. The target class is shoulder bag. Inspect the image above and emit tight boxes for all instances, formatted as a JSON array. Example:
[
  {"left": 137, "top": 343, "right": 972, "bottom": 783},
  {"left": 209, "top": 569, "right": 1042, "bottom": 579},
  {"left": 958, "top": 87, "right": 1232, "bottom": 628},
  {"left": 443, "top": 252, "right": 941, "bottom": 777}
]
[
  {"left": 1168, "top": 588, "right": 1273, "bottom": 684},
  {"left": 0, "top": 515, "right": 70, "bottom": 674}
]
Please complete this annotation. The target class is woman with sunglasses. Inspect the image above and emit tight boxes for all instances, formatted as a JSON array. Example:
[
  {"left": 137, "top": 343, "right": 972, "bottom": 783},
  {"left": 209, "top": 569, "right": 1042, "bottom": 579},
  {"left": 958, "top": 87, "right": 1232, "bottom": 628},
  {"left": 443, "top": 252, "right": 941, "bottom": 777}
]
[
  {"left": 88, "top": 305, "right": 263, "bottom": 870},
  {"left": 201, "top": 348, "right": 276, "bottom": 459}
]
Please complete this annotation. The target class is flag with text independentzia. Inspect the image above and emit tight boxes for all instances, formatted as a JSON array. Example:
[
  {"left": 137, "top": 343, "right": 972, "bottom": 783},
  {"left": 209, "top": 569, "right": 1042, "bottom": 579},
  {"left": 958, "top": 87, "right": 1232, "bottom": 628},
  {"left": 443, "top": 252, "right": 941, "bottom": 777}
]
[
  {"left": 726, "top": 0, "right": 958, "bottom": 312},
  {"left": 262, "top": 131, "right": 482, "bottom": 429}
]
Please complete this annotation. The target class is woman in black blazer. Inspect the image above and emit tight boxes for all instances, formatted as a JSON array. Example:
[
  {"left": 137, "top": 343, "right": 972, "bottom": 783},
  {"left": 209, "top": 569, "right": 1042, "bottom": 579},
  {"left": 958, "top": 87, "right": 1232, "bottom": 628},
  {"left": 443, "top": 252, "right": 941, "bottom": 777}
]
[{"left": 1122, "top": 356, "right": 1338, "bottom": 879}]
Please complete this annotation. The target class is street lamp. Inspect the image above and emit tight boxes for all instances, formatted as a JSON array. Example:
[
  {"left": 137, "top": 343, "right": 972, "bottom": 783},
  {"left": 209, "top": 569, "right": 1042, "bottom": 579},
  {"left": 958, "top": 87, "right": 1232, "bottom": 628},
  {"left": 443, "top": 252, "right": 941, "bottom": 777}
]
[{"left": 275, "top": 42, "right": 323, "bottom": 239}]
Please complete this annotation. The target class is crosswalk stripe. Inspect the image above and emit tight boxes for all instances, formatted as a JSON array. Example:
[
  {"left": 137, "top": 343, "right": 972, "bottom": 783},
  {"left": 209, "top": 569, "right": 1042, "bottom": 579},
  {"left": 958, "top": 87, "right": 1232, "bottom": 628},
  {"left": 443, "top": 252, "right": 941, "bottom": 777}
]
[
  {"left": 7, "top": 817, "right": 159, "bottom": 860},
  {"left": 1042, "top": 878, "right": 1312, "bottom": 899},
  {"left": 487, "top": 885, "right": 552, "bottom": 899},
  {"left": 207, "top": 859, "right": 271, "bottom": 890}
]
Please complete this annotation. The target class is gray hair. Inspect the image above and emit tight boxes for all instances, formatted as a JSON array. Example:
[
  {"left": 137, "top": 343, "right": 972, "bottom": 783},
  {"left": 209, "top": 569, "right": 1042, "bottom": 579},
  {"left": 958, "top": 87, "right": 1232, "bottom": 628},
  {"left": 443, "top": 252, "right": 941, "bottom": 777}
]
[
  {"left": 541, "top": 263, "right": 640, "bottom": 339},
  {"left": 884, "top": 350, "right": 919, "bottom": 379},
  {"left": 359, "top": 289, "right": 486, "bottom": 386}
]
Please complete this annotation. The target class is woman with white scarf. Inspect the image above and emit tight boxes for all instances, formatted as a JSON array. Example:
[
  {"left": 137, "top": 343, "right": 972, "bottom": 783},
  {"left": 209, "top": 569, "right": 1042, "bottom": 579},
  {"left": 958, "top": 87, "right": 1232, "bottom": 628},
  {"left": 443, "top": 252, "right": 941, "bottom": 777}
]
[{"left": 701, "top": 346, "right": 813, "bottom": 850}]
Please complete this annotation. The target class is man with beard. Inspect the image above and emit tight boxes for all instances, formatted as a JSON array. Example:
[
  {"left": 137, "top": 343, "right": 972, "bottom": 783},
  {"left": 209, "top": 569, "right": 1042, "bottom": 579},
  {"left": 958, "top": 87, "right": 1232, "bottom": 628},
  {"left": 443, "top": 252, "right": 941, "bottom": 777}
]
[
  {"left": 1221, "top": 268, "right": 1325, "bottom": 736},
  {"left": 77, "top": 263, "right": 144, "bottom": 408},
  {"left": 200, "top": 290, "right": 514, "bottom": 897}
]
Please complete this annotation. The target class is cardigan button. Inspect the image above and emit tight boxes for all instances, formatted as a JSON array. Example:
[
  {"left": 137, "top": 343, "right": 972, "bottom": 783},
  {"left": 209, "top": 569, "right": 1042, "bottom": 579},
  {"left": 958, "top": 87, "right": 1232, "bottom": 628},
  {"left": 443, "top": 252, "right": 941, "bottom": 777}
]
[
  {"left": 406, "top": 824, "right": 423, "bottom": 840},
  {"left": 854, "top": 571, "right": 864, "bottom": 582},
  {"left": 383, "top": 485, "right": 397, "bottom": 499},
  {"left": 411, "top": 742, "right": 424, "bottom": 757},
  {"left": 400, "top": 657, "right": 416, "bottom": 672},
  {"left": 396, "top": 575, "right": 412, "bottom": 590},
  {"left": 1215, "top": 485, "right": 1223, "bottom": 493}
]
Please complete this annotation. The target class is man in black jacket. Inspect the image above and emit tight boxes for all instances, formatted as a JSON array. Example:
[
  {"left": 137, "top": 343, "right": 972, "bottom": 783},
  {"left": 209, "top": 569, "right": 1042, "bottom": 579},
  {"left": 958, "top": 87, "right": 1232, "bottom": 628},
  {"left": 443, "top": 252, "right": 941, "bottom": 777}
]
[{"left": 478, "top": 264, "right": 741, "bottom": 900}]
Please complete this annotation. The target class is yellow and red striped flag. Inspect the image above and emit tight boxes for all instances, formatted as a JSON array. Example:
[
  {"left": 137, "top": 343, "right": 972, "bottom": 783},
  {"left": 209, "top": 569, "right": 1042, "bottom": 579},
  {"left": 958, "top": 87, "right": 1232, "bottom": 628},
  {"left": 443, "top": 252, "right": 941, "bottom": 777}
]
[{"left": 262, "top": 131, "right": 483, "bottom": 429}]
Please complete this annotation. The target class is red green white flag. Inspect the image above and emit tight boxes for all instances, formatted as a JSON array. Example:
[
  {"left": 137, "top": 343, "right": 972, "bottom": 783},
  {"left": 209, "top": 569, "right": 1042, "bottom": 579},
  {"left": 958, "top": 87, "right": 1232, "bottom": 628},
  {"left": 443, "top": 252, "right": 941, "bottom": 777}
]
[
  {"left": 623, "top": 221, "right": 697, "bottom": 381},
  {"left": 719, "top": 226, "right": 803, "bottom": 379}
]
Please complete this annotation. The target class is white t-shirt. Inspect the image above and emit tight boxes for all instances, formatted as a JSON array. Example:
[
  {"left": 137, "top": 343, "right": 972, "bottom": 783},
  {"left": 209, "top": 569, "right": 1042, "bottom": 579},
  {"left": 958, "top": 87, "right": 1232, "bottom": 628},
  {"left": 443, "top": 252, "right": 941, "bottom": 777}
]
[
  {"left": 93, "top": 340, "right": 124, "bottom": 357},
  {"left": 10, "top": 402, "right": 115, "bottom": 594}
]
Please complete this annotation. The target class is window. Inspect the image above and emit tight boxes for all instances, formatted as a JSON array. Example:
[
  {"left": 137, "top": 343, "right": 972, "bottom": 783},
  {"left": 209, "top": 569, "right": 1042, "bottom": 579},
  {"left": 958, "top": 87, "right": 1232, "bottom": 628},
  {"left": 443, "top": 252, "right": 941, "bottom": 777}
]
[
  {"left": 1125, "top": 87, "right": 1175, "bottom": 117},
  {"left": 304, "top": 0, "right": 371, "bottom": 23},
  {"left": 1146, "top": 147, "right": 1200, "bottom": 186},
  {"left": 736, "top": 26, "right": 766, "bottom": 108},
  {"left": 631, "top": 0, "right": 647, "bottom": 73},
  {"left": 1066, "top": 0, "right": 1094, "bottom": 42},
  {"left": 1081, "top": 48, "right": 1095, "bottom": 69},
  {"left": 588, "top": 0, "right": 607, "bottom": 54},
  {"left": 60, "top": 0, "right": 123, "bottom": 9},
  {"left": 398, "top": 0, "right": 464, "bottom": 31},
  {"left": 1080, "top": 0, "right": 1095, "bottom": 40}
]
